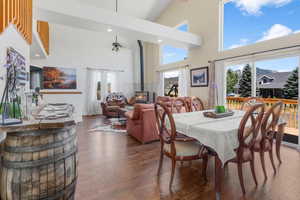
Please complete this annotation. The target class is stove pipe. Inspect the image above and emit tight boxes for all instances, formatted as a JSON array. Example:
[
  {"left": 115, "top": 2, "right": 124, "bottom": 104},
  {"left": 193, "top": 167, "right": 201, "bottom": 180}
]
[{"left": 137, "top": 40, "right": 144, "bottom": 91}]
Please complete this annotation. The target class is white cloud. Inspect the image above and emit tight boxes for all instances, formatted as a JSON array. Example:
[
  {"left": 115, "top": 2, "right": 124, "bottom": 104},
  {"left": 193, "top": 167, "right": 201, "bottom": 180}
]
[
  {"left": 164, "top": 53, "right": 177, "bottom": 58},
  {"left": 232, "top": 0, "right": 292, "bottom": 15},
  {"left": 229, "top": 38, "right": 249, "bottom": 49},
  {"left": 258, "top": 24, "right": 293, "bottom": 41}
]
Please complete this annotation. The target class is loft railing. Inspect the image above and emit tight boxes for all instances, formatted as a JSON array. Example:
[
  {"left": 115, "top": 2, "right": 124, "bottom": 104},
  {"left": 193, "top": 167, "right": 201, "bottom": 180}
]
[
  {"left": 0, "top": 0, "right": 33, "bottom": 44},
  {"left": 226, "top": 97, "right": 298, "bottom": 136}
]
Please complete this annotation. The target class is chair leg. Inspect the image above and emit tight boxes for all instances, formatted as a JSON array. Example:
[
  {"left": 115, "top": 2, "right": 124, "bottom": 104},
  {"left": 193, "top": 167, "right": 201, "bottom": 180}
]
[
  {"left": 276, "top": 144, "right": 282, "bottom": 164},
  {"left": 157, "top": 151, "right": 164, "bottom": 176},
  {"left": 237, "top": 162, "right": 246, "bottom": 195},
  {"left": 202, "top": 155, "right": 208, "bottom": 182},
  {"left": 260, "top": 151, "right": 267, "bottom": 180},
  {"left": 250, "top": 152, "right": 258, "bottom": 186},
  {"left": 169, "top": 159, "right": 176, "bottom": 189},
  {"left": 269, "top": 150, "right": 276, "bottom": 174}
]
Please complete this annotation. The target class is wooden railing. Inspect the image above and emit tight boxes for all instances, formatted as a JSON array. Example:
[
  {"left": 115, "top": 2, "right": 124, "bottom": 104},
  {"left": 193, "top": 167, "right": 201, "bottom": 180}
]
[
  {"left": 0, "top": 0, "right": 33, "bottom": 44},
  {"left": 37, "top": 20, "right": 50, "bottom": 55},
  {"left": 227, "top": 97, "right": 298, "bottom": 135}
]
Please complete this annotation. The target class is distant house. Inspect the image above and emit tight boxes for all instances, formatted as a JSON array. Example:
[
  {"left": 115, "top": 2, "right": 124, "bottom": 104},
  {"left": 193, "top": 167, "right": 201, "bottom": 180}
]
[
  {"left": 257, "top": 72, "right": 291, "bottom": 98},
  {"left": 234, "top": 71, "right": 291, "bottom": 98}
]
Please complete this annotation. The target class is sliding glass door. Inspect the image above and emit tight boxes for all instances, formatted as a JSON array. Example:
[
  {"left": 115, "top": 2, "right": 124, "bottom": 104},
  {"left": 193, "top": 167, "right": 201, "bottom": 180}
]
[{"left": 225, "top": 55, "right": 299, "bottom": 145}]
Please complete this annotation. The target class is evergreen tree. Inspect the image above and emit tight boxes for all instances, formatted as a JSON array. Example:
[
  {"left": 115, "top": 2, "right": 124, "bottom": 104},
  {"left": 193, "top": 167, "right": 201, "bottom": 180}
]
[
  {"left": 226, "top": 69, "right": 238, "bottom": 94},
  {"left": 238, "top": 64, "right": 252, "bottom": 97},
  {"left": 283, "top": 68, "right": 298, "bottom": 99}
]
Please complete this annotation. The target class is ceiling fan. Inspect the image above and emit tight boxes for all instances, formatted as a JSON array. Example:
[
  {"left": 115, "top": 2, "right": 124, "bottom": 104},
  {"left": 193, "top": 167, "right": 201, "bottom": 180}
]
[
  {"left": 112, "top": 0, "right": 122, "bottom": 52},
  {"left": 112, "top": 35, "right": 123, "bottom": 52}
]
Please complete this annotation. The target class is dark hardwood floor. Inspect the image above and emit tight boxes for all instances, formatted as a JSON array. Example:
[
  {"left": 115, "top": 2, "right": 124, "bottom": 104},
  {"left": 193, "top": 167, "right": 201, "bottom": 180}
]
[{"left": 75, "top": 116, "right": 300, "bottom": 200}]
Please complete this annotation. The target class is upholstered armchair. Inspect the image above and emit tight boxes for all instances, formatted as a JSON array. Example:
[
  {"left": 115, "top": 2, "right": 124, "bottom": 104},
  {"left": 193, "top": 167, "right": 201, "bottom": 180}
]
[{"left": 125, "top": 104, "right": 159, "bottom": 144}]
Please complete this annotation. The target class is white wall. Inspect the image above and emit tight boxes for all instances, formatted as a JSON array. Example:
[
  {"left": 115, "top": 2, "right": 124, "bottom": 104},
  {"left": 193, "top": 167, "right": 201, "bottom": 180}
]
[
  {"left": 145, "top": 0, "right": 300, "bottom": 105},
  {"left": 31, "top": 24, "right": 136, "bottom": 119}
]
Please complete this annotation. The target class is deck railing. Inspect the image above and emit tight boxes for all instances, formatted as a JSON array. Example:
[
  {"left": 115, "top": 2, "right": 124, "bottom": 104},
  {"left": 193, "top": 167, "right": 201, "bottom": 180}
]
[{"left": 226, "top": 97, "right": 298, "bottom": 136}]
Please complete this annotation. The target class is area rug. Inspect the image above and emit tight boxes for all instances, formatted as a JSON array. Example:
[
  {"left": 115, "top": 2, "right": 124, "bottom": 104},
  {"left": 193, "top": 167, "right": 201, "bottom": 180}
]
[{"left": 88, "top": 118, "right": 127, "bottom": 134}]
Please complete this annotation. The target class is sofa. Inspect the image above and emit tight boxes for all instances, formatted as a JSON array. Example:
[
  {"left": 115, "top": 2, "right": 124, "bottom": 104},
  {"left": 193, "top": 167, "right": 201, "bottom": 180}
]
[
  {"left": 101, "top": 93, "right": 126, "bottom": 118},
  {"left": 125, "top": 104, "right": 159, "bottom": 144}
]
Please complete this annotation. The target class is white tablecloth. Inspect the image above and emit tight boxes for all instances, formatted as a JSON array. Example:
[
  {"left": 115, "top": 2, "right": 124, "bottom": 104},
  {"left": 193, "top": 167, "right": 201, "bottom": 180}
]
[{"left": 173, "top": 110, "right": 247, "bottom": 164}]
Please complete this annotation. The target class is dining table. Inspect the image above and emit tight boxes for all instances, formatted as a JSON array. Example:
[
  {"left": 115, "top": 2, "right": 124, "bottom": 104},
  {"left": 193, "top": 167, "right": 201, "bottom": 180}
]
[{"left": 172, "top": 109, "right": 286, "bottom": 200}]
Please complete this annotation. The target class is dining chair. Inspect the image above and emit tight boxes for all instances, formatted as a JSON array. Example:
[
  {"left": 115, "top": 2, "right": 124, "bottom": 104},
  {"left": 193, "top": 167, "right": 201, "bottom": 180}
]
[
  {"left": 171, "top": 98, "right": 189, "bottom": 113},
  {"left": 252, "top": 101, "right": 283, "bottom": 180},
  {"left": 225, "top": 103, "right": 265, "bottom": 194},
  {"left": 191, "top": 97, "right": 205, "bottom": 111},
  {"left": 154, "top": 102, "right": 209, "bottom": 189},
  {"left": 241, "top": 97, "right": 264, "bottom": 111}
]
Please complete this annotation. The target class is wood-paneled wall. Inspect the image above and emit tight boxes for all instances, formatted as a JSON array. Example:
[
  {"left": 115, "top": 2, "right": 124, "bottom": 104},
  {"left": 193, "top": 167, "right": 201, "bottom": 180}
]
[
  {"left": 0, "top": 0, "right": 33, "bottom": 44},
  {"left": 37, "top": 21, "right": 50, "bottom": 55}
]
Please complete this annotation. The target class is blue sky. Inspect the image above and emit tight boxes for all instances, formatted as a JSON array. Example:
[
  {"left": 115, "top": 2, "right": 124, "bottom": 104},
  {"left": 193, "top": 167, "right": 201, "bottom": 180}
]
[
  {"left": 225, "top": 0, "right": 300, "bottom": 71},
  {"left": 224, "top": 0, "right": 300, "bottom": 49}
]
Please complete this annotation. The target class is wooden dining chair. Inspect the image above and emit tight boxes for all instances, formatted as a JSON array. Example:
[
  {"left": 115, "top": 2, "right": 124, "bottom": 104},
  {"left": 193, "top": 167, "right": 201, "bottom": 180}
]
[
  {"left": 241, "top": 97, "right": 264, "bottom": 111},
  {"left": 191, "top": 97, "right": 205, "bottom": 112},
  {"left": 171, "top": 98, "right": 189, "bottom": 113},
  {"left": 225, "top": 103, "right": 265, "bottom": 194},
  {"left": 154, "top": 102, "right": 209, "bottom": 189},
  {"left": 252, "top": 101, "right": 283, "bottom": 180}
]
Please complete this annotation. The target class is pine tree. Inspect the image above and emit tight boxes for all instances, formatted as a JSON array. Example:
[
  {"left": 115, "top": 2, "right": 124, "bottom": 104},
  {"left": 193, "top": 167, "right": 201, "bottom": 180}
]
[
  {"left": 283, "top": 68, "right": 298, "bottom": 99},
  {"left": 238, "top": 64, "right": 252, "bottom": 97},
  {"left": 226, "top": 69, "right": 238, "bottom": 94}
]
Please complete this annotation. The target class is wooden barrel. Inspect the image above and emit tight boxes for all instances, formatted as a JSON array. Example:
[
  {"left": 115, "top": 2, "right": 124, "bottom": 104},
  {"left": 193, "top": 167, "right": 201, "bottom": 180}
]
[{"left": 0, "top": 124, "right": 78, "bottom": 200}]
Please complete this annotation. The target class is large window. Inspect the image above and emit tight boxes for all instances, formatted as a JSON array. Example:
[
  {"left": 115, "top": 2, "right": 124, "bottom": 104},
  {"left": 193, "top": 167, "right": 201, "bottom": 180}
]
[
  {"left": 222, "top": 0, "right": 300, "bottom": 50},
  {"left": 161, "top": 23, "right": 189, "bottom": 65},
  {"left": 226, "top": 56, "right": 299, "bottom": 144}
]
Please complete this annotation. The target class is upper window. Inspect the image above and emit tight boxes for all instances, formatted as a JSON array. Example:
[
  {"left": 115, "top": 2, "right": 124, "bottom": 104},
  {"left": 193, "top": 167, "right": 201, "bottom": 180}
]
[
  {"left": 222, "top": 0, "right": 300, "bottom": 50},
  {"left": 161, "top": 23, "right": 189, "bottom": 65}
]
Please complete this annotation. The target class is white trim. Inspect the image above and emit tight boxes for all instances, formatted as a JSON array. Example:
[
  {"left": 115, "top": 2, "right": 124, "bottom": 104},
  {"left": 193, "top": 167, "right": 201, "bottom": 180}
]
[
  {"left": 218, "top": 0, "right": 224, "bottom": 51},
  {"left": 251, "top": 61, "right": 256, "bottom": 97},
  {"left": 298, "top": 55, "right": 300, "bottom": 148}
]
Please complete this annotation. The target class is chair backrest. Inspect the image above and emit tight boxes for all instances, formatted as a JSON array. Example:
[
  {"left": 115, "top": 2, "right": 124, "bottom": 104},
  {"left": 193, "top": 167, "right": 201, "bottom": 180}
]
[
  {"left": 261, "top": 101, "right": 283, "bottom": 140},
  {"left": 171, "top": 98, "right": 189, "bottom": 113},
  {"left": 238, "top": 103, "right": 265, "bottom": 151},
  {"left": 191, "top": 97, "right": 205, "bottom": 111},
  {"left": 154, "top": 102, "right": 177, "bottom": 144},
  {"left": 241, "top": 97, "right": 264, "bottom": 111}
]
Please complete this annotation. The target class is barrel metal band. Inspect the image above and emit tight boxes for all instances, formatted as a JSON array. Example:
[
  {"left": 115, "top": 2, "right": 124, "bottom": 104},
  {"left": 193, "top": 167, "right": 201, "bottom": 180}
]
[
  {"left": 2, "top": 148, "right": 77, "bottom": 169},
  {"left": 39, "top": 178, "right": 77, "bottom": 200},
  {"left": 4, "top": 134, "right": 77, "bottom": 153},
  {"left": 9, "top": 125, "right": 76, "bottom": 137}
]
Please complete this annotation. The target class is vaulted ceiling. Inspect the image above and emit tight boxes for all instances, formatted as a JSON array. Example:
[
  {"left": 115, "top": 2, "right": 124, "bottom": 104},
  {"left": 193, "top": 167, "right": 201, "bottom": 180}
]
[{"left": 77, "top": 0, "right": 172, "bottom": 21}]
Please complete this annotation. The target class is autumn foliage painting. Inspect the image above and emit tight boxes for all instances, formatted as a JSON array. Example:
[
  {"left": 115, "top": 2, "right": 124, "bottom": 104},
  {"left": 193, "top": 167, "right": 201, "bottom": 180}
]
[{"left": 43, "top": 67, "right": 77, "bottom": 89}]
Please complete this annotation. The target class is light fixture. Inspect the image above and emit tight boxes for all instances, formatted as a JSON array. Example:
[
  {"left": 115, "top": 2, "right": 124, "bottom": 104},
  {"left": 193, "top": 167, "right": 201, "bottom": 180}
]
[
  {"left": 112, "top": 0, "right": 122, "bottom": 53},
  {"left": 35, "top": 53, "right": 40, "bottom": 57},
  {"left": 158, "top": 39, "right": 163, "bottom": 43},
  {"left": 107, "top": 28, "right": 113, "bottom": 32}
]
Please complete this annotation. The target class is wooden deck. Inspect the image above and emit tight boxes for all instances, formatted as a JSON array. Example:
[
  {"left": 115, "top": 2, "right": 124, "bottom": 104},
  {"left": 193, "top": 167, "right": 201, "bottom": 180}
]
[
  {"left": 75, "top": 116, "right": 300, "bottom": 200},
  {"left": 227, "top": 97, "right": 299, "bottom": 136}
]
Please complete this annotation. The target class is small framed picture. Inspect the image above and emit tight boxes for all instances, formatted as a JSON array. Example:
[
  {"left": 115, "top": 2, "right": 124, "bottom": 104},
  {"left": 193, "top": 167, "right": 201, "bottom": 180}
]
[{"left": 190, "top": 66, "right": 209, "bottom": 87}]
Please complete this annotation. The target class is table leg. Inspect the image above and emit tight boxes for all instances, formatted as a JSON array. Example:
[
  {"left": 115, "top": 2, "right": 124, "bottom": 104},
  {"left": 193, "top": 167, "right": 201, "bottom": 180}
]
[
  {"left": 276, "top": 123, "right": 285, "bottom": 164},
  {"left": 215, "top": 156, "right": 223, "bottom": 200}
]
